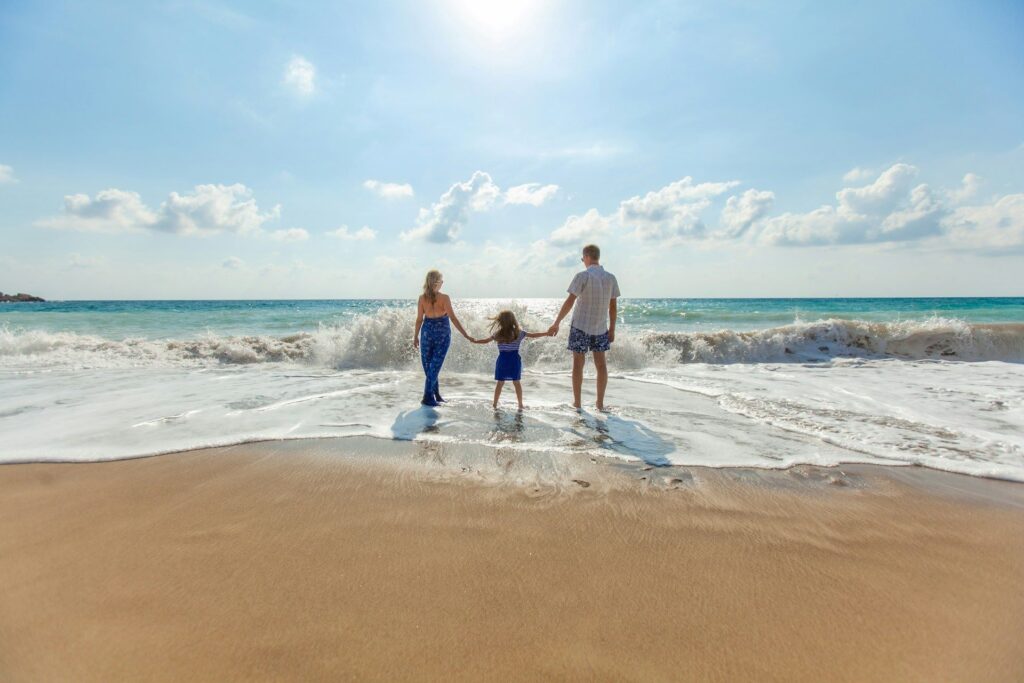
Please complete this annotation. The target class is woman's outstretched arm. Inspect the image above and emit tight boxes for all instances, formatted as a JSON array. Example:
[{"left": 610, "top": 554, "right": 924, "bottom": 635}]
[
  {"left": 444, "top": 295, "right": 472, "bottom": 339},
  {"left": 413, "top": 297, "right": 424, "bottom": 349}
]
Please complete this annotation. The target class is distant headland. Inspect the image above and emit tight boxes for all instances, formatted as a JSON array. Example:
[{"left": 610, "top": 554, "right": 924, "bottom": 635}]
[{"left": 0, "top": 291, "right": 45, "bottom": 302}]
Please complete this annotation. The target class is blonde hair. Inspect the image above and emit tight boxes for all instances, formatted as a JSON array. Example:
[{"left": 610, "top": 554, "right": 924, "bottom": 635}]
[
  {"left": 488, "top": 310, "right": 521, "bottom": 343},
  {"left": 422, "top": 270, "right": 442, "bottom": 304}
]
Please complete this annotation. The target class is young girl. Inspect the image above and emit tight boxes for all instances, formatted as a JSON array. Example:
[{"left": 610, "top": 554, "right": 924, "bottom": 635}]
[{"left": 472, "top": 310, "right": 549, "bottom": 409}]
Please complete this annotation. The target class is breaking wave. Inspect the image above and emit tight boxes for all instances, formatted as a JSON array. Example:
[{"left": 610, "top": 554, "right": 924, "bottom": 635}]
[{"left": 2, "top": 309, "right": 1023, "bottom": 370}]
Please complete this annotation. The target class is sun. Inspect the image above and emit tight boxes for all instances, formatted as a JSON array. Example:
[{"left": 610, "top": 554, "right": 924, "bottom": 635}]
[{"left": 448, "top": 0, "right": 543, "bottom": 43}]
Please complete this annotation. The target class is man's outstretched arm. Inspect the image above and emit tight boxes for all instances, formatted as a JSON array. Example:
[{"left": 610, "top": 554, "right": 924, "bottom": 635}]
[{"left": 548, "top": 294, "right": 576, "bottom": 336}]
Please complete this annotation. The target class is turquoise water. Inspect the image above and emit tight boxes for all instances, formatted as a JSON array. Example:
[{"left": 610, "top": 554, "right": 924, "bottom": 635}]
[{"left": 4, "top": 298, "right": 1023, "bottom": 339}]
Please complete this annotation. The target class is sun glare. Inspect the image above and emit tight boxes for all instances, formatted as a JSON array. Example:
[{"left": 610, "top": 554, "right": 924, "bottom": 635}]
[{"left": 449, "top": 0, "right": 542, "bottom": 42}]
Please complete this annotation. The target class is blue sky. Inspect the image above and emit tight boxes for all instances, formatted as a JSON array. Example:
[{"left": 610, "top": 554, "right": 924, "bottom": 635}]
[{"left": 1, "top": 0, "right": 1022, "bottom": 298}]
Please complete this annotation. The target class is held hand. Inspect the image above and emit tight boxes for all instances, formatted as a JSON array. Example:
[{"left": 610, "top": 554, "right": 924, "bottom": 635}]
[{"left": 547, "top": 324, "right": 559, "bottom": 337}]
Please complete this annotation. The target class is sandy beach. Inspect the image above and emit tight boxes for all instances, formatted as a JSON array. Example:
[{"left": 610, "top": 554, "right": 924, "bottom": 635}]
[{"left": 1, "top": 439, "right": 1022, "bottom": 682}]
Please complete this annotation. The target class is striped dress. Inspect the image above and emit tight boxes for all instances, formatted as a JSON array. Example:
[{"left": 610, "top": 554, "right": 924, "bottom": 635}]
[{"left": 494, "top": 330, "right": 527, "bottom": 381}]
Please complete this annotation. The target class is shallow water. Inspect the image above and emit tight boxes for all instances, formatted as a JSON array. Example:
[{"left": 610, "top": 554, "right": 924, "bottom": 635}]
[{"left": 2, "top": 298, "right": 1023, "bottom": 480}]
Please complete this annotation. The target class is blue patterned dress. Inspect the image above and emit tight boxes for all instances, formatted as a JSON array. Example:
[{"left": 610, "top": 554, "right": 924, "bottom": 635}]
[{"left": 420, "top": 314, "right": 451, "bottom": 403}]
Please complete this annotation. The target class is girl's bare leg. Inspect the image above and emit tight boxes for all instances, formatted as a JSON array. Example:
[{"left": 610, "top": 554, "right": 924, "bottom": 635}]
[
  {"left": 512, "top": 381, "right": 523, "bottom": 410},
  {"left": 493, "top": 381, "right": 504, "bottom": 408}
]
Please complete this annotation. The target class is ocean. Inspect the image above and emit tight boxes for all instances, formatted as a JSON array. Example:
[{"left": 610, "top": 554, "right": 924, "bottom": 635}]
[{"left": 2, "top": 298, "right": 1023, "bottom": 480}]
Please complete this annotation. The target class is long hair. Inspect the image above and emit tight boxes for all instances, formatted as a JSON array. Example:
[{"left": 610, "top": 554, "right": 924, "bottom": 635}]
[
  {"left": 488, "top": 310, "right": 521, "bottom": 343},
  {"left": 422, "top": 270, "right": 442, "bottom": 304}
]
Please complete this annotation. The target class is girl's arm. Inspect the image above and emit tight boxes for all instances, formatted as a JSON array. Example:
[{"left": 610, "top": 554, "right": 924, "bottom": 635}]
[
  {"left": 413, "top": 297, "right": 424, "bottom": 348},
  {"left": 444, "top": 295, "right": 472, "bottom": 340},
  {"left": 471, "top": 335, "right": 493, "bottom": 344},
  {"left": 524, "top": 331, "right": 549, "bottom": 339}
]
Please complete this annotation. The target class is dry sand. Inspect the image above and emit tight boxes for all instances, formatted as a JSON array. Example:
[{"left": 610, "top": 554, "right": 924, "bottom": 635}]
[{"left": 1, "top": 439, "right": 1023, "bottom": 682}]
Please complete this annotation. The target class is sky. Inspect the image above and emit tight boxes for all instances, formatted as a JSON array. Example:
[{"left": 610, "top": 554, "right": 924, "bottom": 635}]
[{"left": 1, "top": 0, "right": 1023, "bottom": 299}]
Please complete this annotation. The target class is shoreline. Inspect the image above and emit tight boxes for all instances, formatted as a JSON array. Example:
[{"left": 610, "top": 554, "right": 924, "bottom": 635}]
[
  {"left": 5, "top": 433, "right": 1024, "bottom": 491},
  {"left": 2, "top": 439, "right": 1023, "bottom": 681}
]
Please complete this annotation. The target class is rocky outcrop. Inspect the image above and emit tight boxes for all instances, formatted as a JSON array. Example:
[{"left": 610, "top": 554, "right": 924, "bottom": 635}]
[{"left": 0, "top": 291, "right": 45, "bottom": 302}]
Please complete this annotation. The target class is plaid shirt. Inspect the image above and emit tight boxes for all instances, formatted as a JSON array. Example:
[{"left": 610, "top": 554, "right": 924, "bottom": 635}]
[{"left": 567, "top": 265, "right": 620, "bottom": 335}]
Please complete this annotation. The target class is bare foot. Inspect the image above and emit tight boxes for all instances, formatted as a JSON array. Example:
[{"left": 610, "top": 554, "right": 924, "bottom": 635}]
[
  {"left": 492, "top": 402, "right": 499, "bottom": 409},
  {"left": 517, "top": 404, "right": 524, "bottom": 411}
]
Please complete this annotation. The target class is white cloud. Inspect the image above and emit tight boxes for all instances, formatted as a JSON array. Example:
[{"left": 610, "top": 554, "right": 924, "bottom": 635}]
[
  {"left": 222, "top": 256, "right": 244, "bottom": 269},
  {"left": 759, "top": 206, "right": 848, "bottom": 246},
  {"left": 548, "top": 209, "right": 610, "bottom": 246},
  {"left": 877, "top": 184, "right": 945, "bottom": 241},
  {"left": 399, "top": 172, "right": 561, "bottom": 243},
  {"left": 836, "top": 163, "right": 918, "bottom": 217},
  {"left": 327, "top": 225, "right": 376, "bottom": 241},
  {"left": 37, "top": 189, "right": 157, "bottom": 234},
  {"left": 505, "top": 182, "right": 559, "bottom": 206},
  {"left": 401, "top": 170, "right": 501, "bottom": 243},
  {"left": 843, "top": 167, "right": 875, "bottom": 184},
  {"left": 717, "top": 189, "right": 775, "bottom": 238},
  {"left": 947, "top": 173, "right": 983, "bottom": 205},
  {"left": 37, "top": 184, "right": 279, "bottom": 237},
  {"left": 760, "top": 164, "right": 946, "bottom": 246},
  {"left": 363, "top": 179, "right": 414, "bottom": 200},
  {"left": 268, "top": 227, "right": 309, "bottom": 242},
  {"left": 945, "top": 194, "right": 1024, "bottom": 250},
  {"left": 155, "top": 184, "right": 279, "bottom": 236},
  {"left": 283, "top": 55, "right": 316, "bottom": 96},
  {"left": 0, "top": 164, "right": 16, "bottom": 184},
  {"left": 618, "top": 176, "right": 740, "bottom": 241}
]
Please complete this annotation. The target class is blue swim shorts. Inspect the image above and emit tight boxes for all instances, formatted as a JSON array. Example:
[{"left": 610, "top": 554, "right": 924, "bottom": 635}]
[{"left": 567, "top": 326, "right": 610, "bottom": 354}]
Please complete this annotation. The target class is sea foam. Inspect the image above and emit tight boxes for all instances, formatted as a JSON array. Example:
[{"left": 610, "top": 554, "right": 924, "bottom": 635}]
[
  {"left": 2, "top": 306, "right": 1023, "bottom": 481},
  {"left": 3, "top": 312, "right": 1023, "bottom": 370}
]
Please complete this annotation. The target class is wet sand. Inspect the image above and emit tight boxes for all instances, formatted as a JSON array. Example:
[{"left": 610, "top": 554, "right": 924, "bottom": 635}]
[{"left": 1, "top": 439, "right": 1023, "bottom": 682}]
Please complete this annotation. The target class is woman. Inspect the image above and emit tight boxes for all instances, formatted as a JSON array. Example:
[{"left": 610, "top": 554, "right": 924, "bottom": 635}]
[{"left": 413, "top": 270, "right": 472, "bottom": 406}]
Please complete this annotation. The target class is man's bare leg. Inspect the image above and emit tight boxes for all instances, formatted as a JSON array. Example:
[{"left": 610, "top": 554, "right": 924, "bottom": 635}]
[
  {"left": 593, "top": 351, "right": 608, "bottom": 410},
  {"left": 571, "top": 353, "right": 585, "bottom": 409}
]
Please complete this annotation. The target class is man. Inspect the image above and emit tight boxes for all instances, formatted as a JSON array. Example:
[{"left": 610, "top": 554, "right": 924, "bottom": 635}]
[{"left": 548, "top": 244, "right": 620, "bottom": 411}]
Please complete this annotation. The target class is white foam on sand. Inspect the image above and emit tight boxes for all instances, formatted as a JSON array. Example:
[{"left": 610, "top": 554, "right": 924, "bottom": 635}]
[
  {"left": 2, "top": 308, "right": 1023, "bottom": 479},
  {"left": 2, "top": 352, "right": 1022, "bottom": 481}
]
